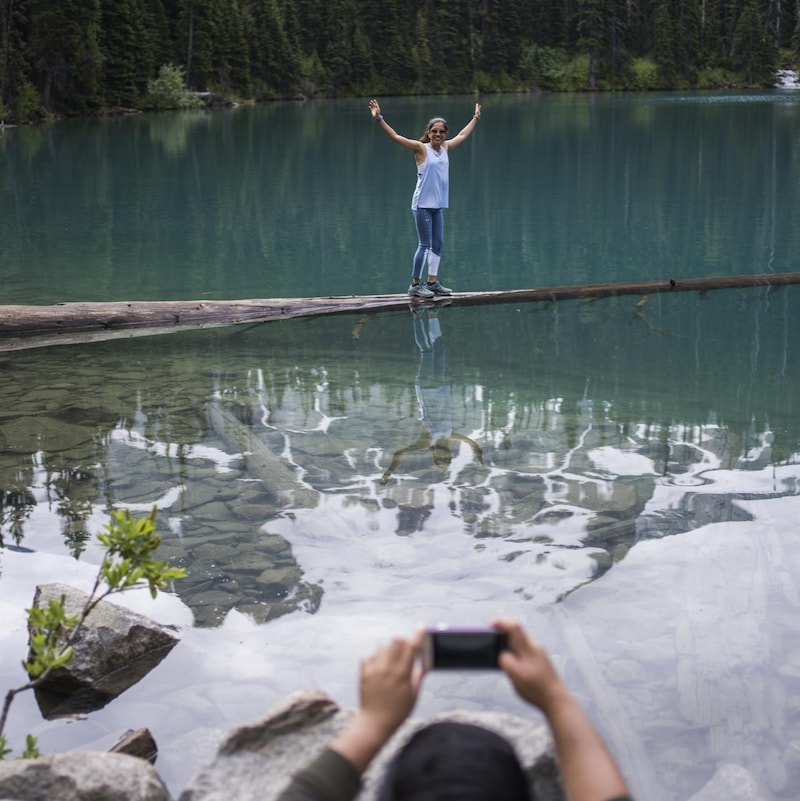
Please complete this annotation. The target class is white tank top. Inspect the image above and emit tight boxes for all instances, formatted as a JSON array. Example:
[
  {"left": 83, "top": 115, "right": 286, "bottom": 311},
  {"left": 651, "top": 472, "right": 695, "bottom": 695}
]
[{"left": 411, "top": 143, "right": 449, "bottom": 210}]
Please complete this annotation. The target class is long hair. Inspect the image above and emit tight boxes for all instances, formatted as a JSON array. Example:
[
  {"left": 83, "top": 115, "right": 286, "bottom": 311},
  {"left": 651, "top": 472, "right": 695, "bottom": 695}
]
[{"left": 419, "top": 117, "right": 448, "bottom": 143}]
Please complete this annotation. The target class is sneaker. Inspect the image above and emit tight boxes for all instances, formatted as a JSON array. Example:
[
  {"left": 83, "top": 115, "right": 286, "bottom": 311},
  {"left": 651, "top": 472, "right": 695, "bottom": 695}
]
[
  {"left": 408, "top": 282, "right": 435, "bottom": 298},
  {"left": 426, "top": 280, "right": 452, "bottom": 295}
]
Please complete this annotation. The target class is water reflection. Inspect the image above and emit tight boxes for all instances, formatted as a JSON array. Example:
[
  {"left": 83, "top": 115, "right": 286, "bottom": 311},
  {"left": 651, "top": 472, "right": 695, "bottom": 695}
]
[
  {"left": 0, "top": 486, "right": 35, "bottom": 548},
  {"left": 5, "top": 93, "right": 800, "bottom": 306},
  {"left": 380, "top": 305, "right": 484, "bottom": 532},
  {"left": 1, "top": 297, "right": 800, "bottom": 799},
  {"left": 106, "top": 408, "right": 323, "bottom": 628}
]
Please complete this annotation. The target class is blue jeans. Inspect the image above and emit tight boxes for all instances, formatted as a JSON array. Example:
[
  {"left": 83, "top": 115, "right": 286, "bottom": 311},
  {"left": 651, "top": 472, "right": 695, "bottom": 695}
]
[{"left": 412, "top": 208, "right": 444, "bottom": 280}]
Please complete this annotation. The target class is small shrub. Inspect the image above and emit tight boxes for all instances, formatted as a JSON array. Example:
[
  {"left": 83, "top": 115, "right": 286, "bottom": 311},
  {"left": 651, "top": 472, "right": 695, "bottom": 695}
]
[
  {"left": 630, "top": 58, "right": 659, "bottom": 90},
  {"left": 519, "top": 44, "right": 570, "bottom": 91},
  {"left": 475, "top": 70, "right": 515, "bottom": 93},
  {"left": 1, "top": 78, "right": 44, "bottom": 124},
  {"left": 696, "top": 66, "right": 732, "bottom": 89},
  {"left": 558, "top": 54, "right": 592, "bottom": 92},
  {"left": 145, "top": 64, "right": 204, "bottom": 110},
  {"left": 0, "top": 507, "right": 185, "bottom": 759}
]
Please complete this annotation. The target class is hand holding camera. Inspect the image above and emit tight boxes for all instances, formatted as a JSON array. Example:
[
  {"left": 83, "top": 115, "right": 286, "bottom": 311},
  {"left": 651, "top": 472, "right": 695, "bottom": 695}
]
[
  {"left": 287, "top": 621, "right": 631, "bottom": 801},
  {"left": 421, "top": 621, "right": 570, "bottom": 714},
  {"left": 492, "top": 618, "right": 570, "bottom": 713}
]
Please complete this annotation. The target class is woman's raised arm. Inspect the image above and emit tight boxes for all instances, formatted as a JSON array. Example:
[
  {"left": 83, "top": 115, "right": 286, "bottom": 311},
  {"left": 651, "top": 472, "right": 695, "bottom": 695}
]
[
  {"left": 446, "top": 103, "right": 481, "bottom": 151},
  {"left": 369, "top": 99, "right": 425, "bottom": 155}
]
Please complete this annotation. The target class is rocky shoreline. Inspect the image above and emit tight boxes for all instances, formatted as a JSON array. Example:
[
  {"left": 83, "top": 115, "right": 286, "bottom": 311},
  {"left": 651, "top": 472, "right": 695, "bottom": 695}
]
[{"left": 0, "top": 686, "right": 770, "bottom": 801}]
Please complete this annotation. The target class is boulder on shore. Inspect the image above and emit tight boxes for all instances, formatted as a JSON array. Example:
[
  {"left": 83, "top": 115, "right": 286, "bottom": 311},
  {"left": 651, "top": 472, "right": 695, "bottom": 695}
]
[
  {"left": 28, "top": 583, "right": 180, "bottom": 717},
  {"left": 0, "top": 691, "right": 772, "bottom": 801},
  {"left": 0, "top": 751, "right": 171, "bottom": 801},
  {"left": 0, "top": 689, "right": 561, "bottom": 801}
]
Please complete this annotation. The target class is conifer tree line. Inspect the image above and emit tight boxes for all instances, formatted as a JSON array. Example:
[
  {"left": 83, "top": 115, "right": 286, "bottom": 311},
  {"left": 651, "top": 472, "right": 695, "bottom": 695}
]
[{"left": 0, "top": 0, "right": 795, "bottom": 122}]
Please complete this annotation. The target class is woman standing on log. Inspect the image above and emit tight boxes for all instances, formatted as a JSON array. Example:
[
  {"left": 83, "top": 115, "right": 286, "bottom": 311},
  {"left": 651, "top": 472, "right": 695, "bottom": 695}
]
[{"left": 369, "top": 98, "right": 481, "bottom": 298}]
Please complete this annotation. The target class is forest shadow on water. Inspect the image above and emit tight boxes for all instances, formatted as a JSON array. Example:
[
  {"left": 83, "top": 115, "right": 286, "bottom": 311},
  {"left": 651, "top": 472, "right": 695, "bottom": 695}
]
[
  {"left": 0, "top": 289, "right": 799, "bottom": 800},
  {"left": 5, "top": 90, "right": 800, "bottom": 305}
]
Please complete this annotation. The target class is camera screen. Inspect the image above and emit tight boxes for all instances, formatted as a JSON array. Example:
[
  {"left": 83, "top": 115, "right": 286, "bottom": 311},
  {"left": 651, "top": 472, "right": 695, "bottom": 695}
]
[{"left": 430, "top": 631, "right": 507, "bottom": 669}]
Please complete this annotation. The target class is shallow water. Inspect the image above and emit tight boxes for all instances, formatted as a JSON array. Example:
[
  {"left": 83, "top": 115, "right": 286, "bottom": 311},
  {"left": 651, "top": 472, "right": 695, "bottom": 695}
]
[
  {"left": 2, "top": 92, "right": 800, "bottom": 799},
  {"left": 1, "top": 294, "right": 799, "bottom": 798}
]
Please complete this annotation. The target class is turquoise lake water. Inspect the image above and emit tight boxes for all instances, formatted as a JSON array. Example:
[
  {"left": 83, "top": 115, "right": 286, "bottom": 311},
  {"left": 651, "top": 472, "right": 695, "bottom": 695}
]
[{"left": 1, "top": 92, "right": 800, "bottom": 799}]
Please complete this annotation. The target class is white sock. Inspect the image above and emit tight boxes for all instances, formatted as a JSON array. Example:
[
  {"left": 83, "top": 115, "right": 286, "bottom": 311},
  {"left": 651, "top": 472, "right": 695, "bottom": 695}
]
[{"left": 426, "top": 253, "right": 441, "bottom": 281}]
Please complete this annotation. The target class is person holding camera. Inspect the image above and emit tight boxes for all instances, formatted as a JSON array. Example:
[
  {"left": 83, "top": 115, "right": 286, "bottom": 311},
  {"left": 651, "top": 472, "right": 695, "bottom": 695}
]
[{"left": 276, "top": 619, "right": 632, "bottom": 801}]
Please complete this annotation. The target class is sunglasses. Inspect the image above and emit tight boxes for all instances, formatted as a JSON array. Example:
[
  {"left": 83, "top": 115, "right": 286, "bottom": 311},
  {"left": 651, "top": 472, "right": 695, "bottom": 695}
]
[{"left": 430, "top": 128, "right": 447, "bottom": 135}]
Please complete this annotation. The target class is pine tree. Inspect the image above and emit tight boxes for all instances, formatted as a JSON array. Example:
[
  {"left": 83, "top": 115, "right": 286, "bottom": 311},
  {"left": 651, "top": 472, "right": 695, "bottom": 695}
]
[
  {"left": 425, "top": 0, "right": 474, "bottom": 91},
  {"left": 280, "top": 0, "right": 323, "bottom": 58},
  {"left": 699, "top": 0, "right": 728, "bottom": 66},
  {"left": 719, "top": 0, "right": 746, "bottom": 58},
  {"left": 246, "top": 0, "right": 297, "bottom": 97},
  {"left": 479, "top": 0, "right": 524, "bottom": 81},
  {"left": 177, "top": 0, "right": 212, "bottom": 91},
  {"left": 414, "top": 9, "right": 435, "bottom": 94},
  {"left": 605, "top": 0, "right": 630, "bottom": 82},
  {"left": 733, "top": 0, "right": 775, "bottom": 83},
  {"left": 350, "top": 18, "right": 374, "bottom": 92},
  {"left": 764, "top": 0, "right": 790, "bottom": 49},
  {"left": 674, "top": 0, "right": 702, "bottom": 84},
  {"left": 210, "top": 0, "right": 249, "bottom": 96},
  {"left": 520, "top": 0, "right": 569, "bottom": 48},
  {"left": 0, "top": 0, "right": 37, "bottom": 117},
  {"left": 577, "top": 0, "right": 606, "bottom": 87},
  {"left": 0, "top": 0, "right": 791, "bottom": 118},
  {"left": 321, "top": 0, "right": 353, "bottom": 94},
  {"left": 27, "top": 0, "right": 103, "bottom": 113},
  {"left": 142, "top": 0, "right": 173, "bottom": 69},
  {"left": 357, "top": 0, "right": 416, "bottom": 93},
  {"left": 100, "top": 0, "right": 156, "bottom": 107},
  {"left": 652, "top": 0, "right": 679, "bottom": 86},
  {"left": 621, "top": 0, "right": 649, "bottom": 55}
]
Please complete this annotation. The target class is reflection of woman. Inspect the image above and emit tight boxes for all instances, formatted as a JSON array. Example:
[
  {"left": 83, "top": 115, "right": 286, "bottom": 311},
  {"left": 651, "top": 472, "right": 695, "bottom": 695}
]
[
  {"left": 368, "top": 98, "right": 481, "bottom": 299},
  {"left": 380, "top": 308, "right": 482, "bottom": 485}
]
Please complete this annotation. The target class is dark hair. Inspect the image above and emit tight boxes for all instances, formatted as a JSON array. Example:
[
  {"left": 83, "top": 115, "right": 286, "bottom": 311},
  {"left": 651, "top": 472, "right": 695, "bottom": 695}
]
[
  {"left": 420, "top": 117, "right": 448, "bottom": 143},
  {"left": 378, "top": 721, "right": 531, "bottom": 801}
]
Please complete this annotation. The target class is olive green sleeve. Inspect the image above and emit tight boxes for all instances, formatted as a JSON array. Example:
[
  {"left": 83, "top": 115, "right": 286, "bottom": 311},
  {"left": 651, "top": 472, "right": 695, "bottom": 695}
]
[{"left": 273, "top": 748, "right": 361, "bottom": 801}]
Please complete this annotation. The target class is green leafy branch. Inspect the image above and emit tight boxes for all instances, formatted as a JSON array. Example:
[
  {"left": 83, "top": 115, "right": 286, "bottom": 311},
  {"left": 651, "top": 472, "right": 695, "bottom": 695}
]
[{"left": 0, "top": 507, "right": 186, "bottom": 759}]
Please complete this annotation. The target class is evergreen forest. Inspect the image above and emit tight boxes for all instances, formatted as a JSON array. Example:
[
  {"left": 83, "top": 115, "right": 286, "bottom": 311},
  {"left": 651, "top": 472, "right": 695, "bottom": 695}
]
[{"left": 0, "top": 0, "right": 797, "bottom": 123}]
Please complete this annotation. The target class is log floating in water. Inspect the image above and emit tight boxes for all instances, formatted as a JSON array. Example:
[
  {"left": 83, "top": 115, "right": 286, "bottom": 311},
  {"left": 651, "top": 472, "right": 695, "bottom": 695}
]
[{"left": 1, "top": 272, "right": 798, "bottom": 352}]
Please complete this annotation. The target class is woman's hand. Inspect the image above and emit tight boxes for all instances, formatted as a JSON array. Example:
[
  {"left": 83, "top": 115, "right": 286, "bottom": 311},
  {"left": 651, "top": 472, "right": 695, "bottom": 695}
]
[
  {"left": 494, "top": 618, "right": 569, "bottom": 713},
  {"left": 369, "top": 98, "right": 382, "bottom": 119},
  {"left": 330, "top": 631, "right": 425, "bottom": 774},
  {"left": 494, "top": 619, "right": 631, "bottom": 801},
  {"left": 474, "top": 103, "right": 481, "bottom": 119},
  {"left": 359, "top": 632, "right": 424, "bottom": 736}
]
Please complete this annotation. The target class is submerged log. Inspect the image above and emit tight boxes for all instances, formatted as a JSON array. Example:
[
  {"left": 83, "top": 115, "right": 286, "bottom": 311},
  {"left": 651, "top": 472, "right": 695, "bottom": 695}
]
[
  {"left": 206, "top": 400, "right": 319, "bottom": 509},
  {"left": 1, "top": 272, "right": 798, "bottom": 352}
]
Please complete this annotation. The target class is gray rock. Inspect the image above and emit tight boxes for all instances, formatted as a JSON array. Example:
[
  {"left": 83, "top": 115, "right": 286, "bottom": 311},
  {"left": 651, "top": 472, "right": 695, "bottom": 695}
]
[
  {"left": 179, "top": 689, "right": 561, "bottom": 801},
  {"left": 0, "top": 752, "right": 172, "bottom": 801},
  {"left": 29, "top": 583, "right": 180, "bottom": 717},
  {"left": 110, "top": 728, "right": 158, "bottom": 763}
]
